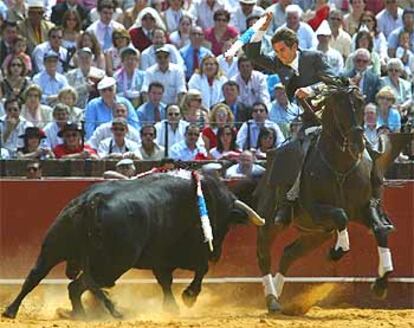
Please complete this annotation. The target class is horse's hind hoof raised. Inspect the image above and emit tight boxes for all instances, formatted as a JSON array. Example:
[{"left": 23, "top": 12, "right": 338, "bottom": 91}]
[
  {"left": 328, "top": 247, "right": 349, "bottom": 262},
  {"left": 2, "top": 306, "right": 17, "bottom": 319},
  {"left": 266, "top": 295, "right": 281, "bottom": 314},
  {"left": 371, "top": 271, "right": 391, "bottom": 300}
]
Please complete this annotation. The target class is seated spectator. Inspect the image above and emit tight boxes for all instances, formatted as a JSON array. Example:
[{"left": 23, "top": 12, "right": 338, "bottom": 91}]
[
  {"left": 43, "top": 103, "right": 70, "bottom": 149},
  {"left": 381, "top": 58, "right": 413, "bottom": 118},
  {"left": 155, "top": 104, "right": 189, "bottom": 157},
  {"left": 123, "top": 0, "right": 148, "bottom": 30},
  {"left": 135, "top": 124, "right": 165, "bottom": 160},
  {"left": 277, "top": 4, "right": 318, "bottom": 50},
  {"left": 209, "top": 125, "right": 241, "bottom": 160},
  {"left": 375, "top": 0, "right": 403, "bottom": 39},
  {"left": 129, "top": 7, "right": 166, "bottom": 52},
  {"left": 169, "top": 124, "right": 207, "bottom": 161},
  {"left": 345, "top": 30, "right": 381, "bottom": 75},
  {"left": 32, "top": 26, "right": 69, "bottom": 74},
  {"left": 316, "top": 20, "right": 344, "bottom": 74},
  {"left": 73, "top": 31, "right": 106, "bottom": 70},
  {"left": 181, "top": 89, "right": 209, "bottom": 128},
  {"left": 65, "top": 47, "right": 106, "bottom": 109},
  {"left": 180, "top": 26, "right": 213, "bottom": 80},
  {"left": 21, "top": 85, "right": 53, "bottom": 129},
  {"left": 97, "top": 117, "right": 140, "bottom": 159},
  {"left": 364, "top": 102, "right": 379, "bottom": 148},
  {"left": 0, "top": 97, "right": 33, "bottom": 156},
  {"left": 104, "top": 28, "right": 131, "bottom": 77},
  {"left": 53, "top": 122, "right": 99, "bottom": 159},
  {"left": 33, "top": 51, "right": 69, "bottom": 106},
  {"left": 255, "top": 127, "right": 278, "bottom": 160},
  {"left": 26, "top": 161, "right": 43, "bottom": 180},
  {"left": 114, "top": 47, "right": 145, "bottom": 108},
  {"left": 225, "top": 150, "right": 265, "bottom": 179},
  {"left": 188, "top": 55, "right": 228, "bottom": 110},
  {"left": 140, "top": 28, "right": 185, "bottom": 70},
  {"left": 202, "top": 103, "right": 234, "bottom": 150},
  {"left": 387, "top": 8, "right": 414, "bottom": 58},
  {"left": 137, "top": 82, "right": 166, "bottom": 126},
  {"left": 87, "top": 102, "right": 141, "bottom": 150},
  {"left": 189, "top": 0, "right": 226, "bottom": 30},
  {"left": 1, "top": 36, "right": 32, "bottom": 74},
  {"left": 343, "top": 0, "right": 366, "bottom": 36},
  {"left": 103, "top": 158, "right": 137, "bottom": 180},
  {"left": 204, "top": 9, "right": 239, "bottom": 56},
  {"left": 231, "top": 56, "right": 270, "bottom": 108},
  {"left": 375, "top": 86, "right": 401, "bottom": 132},
  {"left": 305, "top": 0, "right": 330, "bottom": 31},
  {"left": 84, "top": 76, "right": 139, "bottom": 139},
  {"left": 57, "top": 87, "right": 84, "bottom": 123},
  {"left": 60, "top": 10, "right": 82, "bottom": 62},
  {"left": 164, "top": 0, "right": 190, "bottom": 33},
  {"left": 169, "top": 15, "right": 192, "bottom": 49},
  {"left": 395, "top": 30, "right": 414, "bottom": 77},
  {"left": 328, "top": 9, "right": 352, "bottom": 60},
  {"left": 236, "top": 102, "right": 285, "bottom": 150},
  {"left": 0, "top": 55, "right": 32, "bottom": 101},
  {"left": 231, "top": 0, "right": 264, "bottom": 33},
  {"left": 16, "top": 126, "right": 54, "bottom": 159},
  {"left": 344, "top": 48, "right": 383, "bottom": 104},
  {"left": 51, "top": 0, "right": 90, "bottom": 28},
  {"left": 141, "top": 47, "right": 187, "bottom": 105},
  {"left": 221, "top": 81, "right": 251, "bottom": 129},
  {"left": 268, "top": 83, "right": 302, "bottom": 136}
]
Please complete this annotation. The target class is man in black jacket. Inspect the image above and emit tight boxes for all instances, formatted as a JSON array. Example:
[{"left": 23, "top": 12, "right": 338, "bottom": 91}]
[
  {"left": 222, "top": 80, "right": 251, "bottom": 129},
  {"left": 51, "top": 0, "right": 90, "bottom": 29}
]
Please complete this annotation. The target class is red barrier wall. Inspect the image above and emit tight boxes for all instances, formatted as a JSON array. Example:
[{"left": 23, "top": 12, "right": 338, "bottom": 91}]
[{"left": 1, "top": 179, "right": 413, "bottom": 281}]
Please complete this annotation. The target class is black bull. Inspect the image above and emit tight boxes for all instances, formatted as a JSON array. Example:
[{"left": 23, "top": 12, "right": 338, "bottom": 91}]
[{"left": 2, "top": 173, "right": 264, "bottom": 319}]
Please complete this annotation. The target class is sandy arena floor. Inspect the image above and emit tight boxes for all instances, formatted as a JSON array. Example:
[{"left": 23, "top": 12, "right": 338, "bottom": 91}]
[{"left": 1, "top": 284, "right": 413, "bottom": 328}]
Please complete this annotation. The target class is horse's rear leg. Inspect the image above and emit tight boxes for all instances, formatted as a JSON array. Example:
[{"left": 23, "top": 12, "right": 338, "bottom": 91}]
[
  {"left": 2, "top": 254, "right": 61, "bottom": 318},
  {"left": 273, "top": 232, "right": 332, "bottom": 309},
  {"left": 257, "top": 224, "right": 286, "bottom": 313}
]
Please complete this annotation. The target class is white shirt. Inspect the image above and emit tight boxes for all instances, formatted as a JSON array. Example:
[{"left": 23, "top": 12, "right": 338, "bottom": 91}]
[
  {"left": 230, "top": 5, "right": 265, "bottom": 33},
  {"left": 87, "top": 121, "right": 141, "bottom": 150},
  {"left": 232, "top": 70, "right": 270, "bottom": 108},
  {"left": 86, "top": 19, "right": 124, "bottom": 51},
  {"left": 140, "top": 44, "right": 185, "bottom": 70},
  {"left": 43, "top": 121, "right": 63, "bottom": 148},
  {"left": 236, "top": 119, "right": 285, "bottom": 150},
  {"left": 97, "top": 137, "right": 139, "bottom": 158},
  {"left": 190, "top": 0, "right": 226, "bottom": 30},
  {"left": 32, "top": 42, "right": 68, "bottom": 73},
  {"left": 188, "top": 74, "right": 228, "bottom": 109},
  {"left": 376, "top": 8, "right": 403, "bottom": 38},
  {"left": 217, "top": 55, "right": 239, "bottom": 79},
  {"left": 164, "top": 7, "right": 191, "bottom": 33},
  {"left": 155, "top": 119, "right": 189, "bottom": 156},
  {"left": 0, "top": 115, "right": 33, "bottom": 153},
  {"left": 142, "top": 63, "right": 187, "bottom": 104}
]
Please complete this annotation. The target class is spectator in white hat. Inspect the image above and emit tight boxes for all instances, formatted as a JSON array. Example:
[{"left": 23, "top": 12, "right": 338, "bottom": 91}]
[
  {"left": 231, "top": 0, "right": 265, "bottom": 33},
  {"left": 316, "top": 20, "right": 344, "bottom": 74},
  {"left": 17, "top": 0, "right": 55, "bottom": 53},
  {"left": 84, "top": 76, "right": 139, "bottom": 139}
]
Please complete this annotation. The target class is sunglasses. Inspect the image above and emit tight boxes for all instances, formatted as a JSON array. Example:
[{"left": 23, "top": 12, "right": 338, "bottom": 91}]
[
  {"left": 156, "top": 54, "right": 169, "bottom": 59},
  {"left": 191, "top": 32, "right": 204, "bottom": 37},
  {"left": 388, "top": 68, "right": 400, "bottom": 72},
  {"left": 168, "top": 112, "right": 180, "bottom": 116},
  {"left": 329, "top": 17, "right": 341, "bottom": 21},
  {"left": 50, "top": 35, "right": 63, "bottom": 39},
  {"left": 101, "top": 87, "right": 114, "bottom": 93},
  {"left": 11, "top": 63, "right": 22, "bottom": 67},
  {"left": 215, "top": 18, "right": 228, "bottom": 22}
]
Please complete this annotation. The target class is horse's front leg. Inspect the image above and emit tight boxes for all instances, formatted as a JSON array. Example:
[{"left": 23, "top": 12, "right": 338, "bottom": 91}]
[{"left": 257, "top": 223, "right": 286, "bottom": 313}]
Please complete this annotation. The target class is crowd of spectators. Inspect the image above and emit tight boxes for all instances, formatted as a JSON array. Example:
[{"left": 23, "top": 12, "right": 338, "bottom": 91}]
[{"left": 0, "top": 0, "right": 413, "bottom": 170}]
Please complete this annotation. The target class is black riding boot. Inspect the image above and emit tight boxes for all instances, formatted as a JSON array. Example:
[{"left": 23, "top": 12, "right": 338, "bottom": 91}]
[{"left": 273, "top": 186, "right": 293, "bottom": 226}]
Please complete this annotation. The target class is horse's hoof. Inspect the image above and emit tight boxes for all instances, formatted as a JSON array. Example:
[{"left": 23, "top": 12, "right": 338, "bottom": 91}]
[
  {"left": 111, "top": 309, "right": 124, "bottom": 320},
  {"left": 163, "top": 300, "right": 180, "bottom": 314},
  {"left": 56, "top": 308, "right": 78, "bottom": 319},
  {"left": 328, "top": 247, "right": 349, "bottom": 262},
  {"left": 371, "top": 271, "right": 391, "bottom": 300},
  {"left": 266, "top": 295, "right": 281, "bottom": 314},
  {"left": 2, "top": 306, "right": 17, "bottom": 319},
  {"left": 182, "top": 289, "right": 197, "bottom": 308}
]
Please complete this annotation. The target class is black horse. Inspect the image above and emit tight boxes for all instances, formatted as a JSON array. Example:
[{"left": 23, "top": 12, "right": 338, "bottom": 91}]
[{"left": 255, "top": 79, "right": 411, "bottom": 313}]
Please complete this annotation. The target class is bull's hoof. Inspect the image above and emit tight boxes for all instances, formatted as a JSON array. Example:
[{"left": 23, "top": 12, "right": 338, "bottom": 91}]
[
  {"left": 182, "top": 289, "right": 197, "bottom": 308},
  {"left": 328, "top": 247, "right": 349, "bottom": 262},
  {"left": 266, "top": 295, "right": 281, "bottom": 314},
  {"left": 371, "top": 271, "right": 391, "bottom": 300},
  {"left": 2, "top": 306, "right": 17, "bottom": 319}
]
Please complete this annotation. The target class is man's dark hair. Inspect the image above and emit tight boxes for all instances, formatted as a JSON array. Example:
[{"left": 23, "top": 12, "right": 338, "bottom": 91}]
[
  {"left": 214, "top": 9, "right": 230, "bottom": 22},
  {"left": 271, "top": 28, "right": 299, "bottom": 47},
  {"left": 148, "top": 81, "right": 165, "bottom": 92},
  {"left": 252, "top": 102, "right": 268, "bottom": 113},
  {"left": 4, "top": 97, "right": 21, "bottom": 110},
  {"left": 185, "top": 123, "right": 200, "bottom": 134},
  {"left": 140, "top": 124, "right": 157, "bottom": 138},
  {"left": 48, "top": 26, "right": 63, "bottom": 38},
  {"left": 403, "top": 8, "right": 414, "bottom": 20},
  {"left": 97, "top": 0, "right": 116, "bottom": 12},
  {"left": 222, "top": 80, "right": 240, "bottom": 93},
  {"left": 237, "top": 55, "right": 251, "bottom": 68}
]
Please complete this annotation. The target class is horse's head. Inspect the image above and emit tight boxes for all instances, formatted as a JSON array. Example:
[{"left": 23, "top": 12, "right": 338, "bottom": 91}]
[{"left": 320, "top": 78, "right": 366, "bottom": 159}]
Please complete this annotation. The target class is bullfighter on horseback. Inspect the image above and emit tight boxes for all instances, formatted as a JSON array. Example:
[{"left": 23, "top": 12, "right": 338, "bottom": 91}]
[{"left": 243, "top": 12, "right": 393, "bottom": 237}]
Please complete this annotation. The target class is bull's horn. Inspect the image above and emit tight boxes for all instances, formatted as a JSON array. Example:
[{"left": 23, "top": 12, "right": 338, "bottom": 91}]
[{"left": 234, "top": 200, "right": 265, "bottom": 226}]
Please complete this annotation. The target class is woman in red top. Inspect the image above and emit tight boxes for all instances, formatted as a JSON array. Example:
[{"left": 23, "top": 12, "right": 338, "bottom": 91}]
[
  {"left": 53, "top": 123, "right": 98, "bottom": 159},
  {"left": 202, "top": 103, "right": 234, "bottom": 151},
  {"left": 307, "top": 0, "right": 330, "bottom": 31},
  {"left": 204, "top": 9, "right": 239, "bottom": 56}
]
